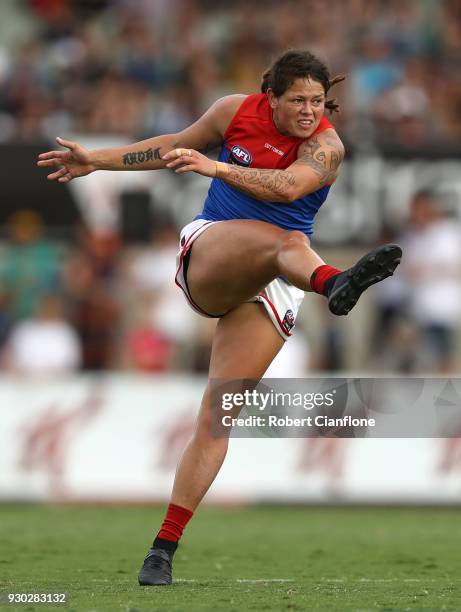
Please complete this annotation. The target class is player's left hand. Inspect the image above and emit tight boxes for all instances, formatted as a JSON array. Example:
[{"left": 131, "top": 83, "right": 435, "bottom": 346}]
[{"left": 163, "top": 148, "right": 216, "bottom": 178}]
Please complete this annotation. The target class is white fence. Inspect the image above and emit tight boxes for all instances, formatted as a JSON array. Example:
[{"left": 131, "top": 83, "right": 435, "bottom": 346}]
[{"left": 1, "top": 374, "right": 461, "bottom": 504}]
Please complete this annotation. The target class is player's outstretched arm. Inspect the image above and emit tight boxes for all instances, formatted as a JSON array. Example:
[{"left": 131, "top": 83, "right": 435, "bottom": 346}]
[
  {"left": 36, "top": 95, "right": 244, "bottom": 183},
  {"left": 37, "top": 134, "right": 186, "bottom": 183},
  {"left": 163, "top": 128, "right": 344, "bottom": 203}
]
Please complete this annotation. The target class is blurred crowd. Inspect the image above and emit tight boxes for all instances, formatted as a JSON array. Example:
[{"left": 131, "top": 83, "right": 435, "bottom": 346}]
[
  {"left": 0, "top": 190, "right": 460, "bottom": 377},
  {"left": 0, "top": 208, "right": 220, "bottom": 376},
  {"left": 0, "top": 0, "right": 460, "bottom": 376},
  {"left": 0, "top": 0, "right": 460, "bottom": 146}
]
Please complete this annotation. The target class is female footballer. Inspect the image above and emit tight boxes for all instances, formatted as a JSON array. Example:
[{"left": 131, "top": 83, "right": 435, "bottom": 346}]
[{"left": 38, "top": 50, "right": 401, "bottom": 585}]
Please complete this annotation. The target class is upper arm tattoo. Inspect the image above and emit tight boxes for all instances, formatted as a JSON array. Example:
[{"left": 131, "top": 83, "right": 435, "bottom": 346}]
[{"left": 294, "top": 135, "right": 345, "bottom": 187}]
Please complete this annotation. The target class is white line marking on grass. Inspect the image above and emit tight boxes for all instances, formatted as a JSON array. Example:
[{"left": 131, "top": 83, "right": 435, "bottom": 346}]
[
  {"left": 175, "top": 578, "right": 294, "bottom": 584},
  {"left": 319, "top": 578, "right": 455, "bottom": 584},
  {"left": 236, "top": 579, "right": 295, "bottom": 583},
  {"left": 175, "top": 577, "right": 455, "bottom": 585},
  {"left": 358, "top": 578, "right": 449, "bottom": 583}
]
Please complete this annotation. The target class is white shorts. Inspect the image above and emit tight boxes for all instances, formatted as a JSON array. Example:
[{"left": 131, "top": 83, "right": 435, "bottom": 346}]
[{"left": 175, "top": 219, "right": 305, "bottom": 340}]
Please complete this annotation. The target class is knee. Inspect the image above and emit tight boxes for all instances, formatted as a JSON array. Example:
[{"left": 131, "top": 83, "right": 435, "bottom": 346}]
[{"left": 278, "top": 230, "right": 310, "bottom": 255}]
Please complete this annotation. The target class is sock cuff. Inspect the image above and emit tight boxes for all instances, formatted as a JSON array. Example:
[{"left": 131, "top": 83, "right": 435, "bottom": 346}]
[
  {"left": 168, "top": 503, "right": 193, "bottom": 520},
  {"left": 156, "top": 503, "right": 194, "bottom": 544},
  {"left": 310, "top": 264, "right": 341, "bottom": 295}
]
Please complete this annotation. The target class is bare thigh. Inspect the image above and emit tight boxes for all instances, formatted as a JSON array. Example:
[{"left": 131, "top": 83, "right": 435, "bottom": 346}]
[
  {"left": 210, "top": 301, "right": 284, "bottom": 379},
  {"left": 187, "top": 220, "right": 286, "bottom": 315},
  {"left": 195, "top": 302, "right": 285, "bottom": 438}
]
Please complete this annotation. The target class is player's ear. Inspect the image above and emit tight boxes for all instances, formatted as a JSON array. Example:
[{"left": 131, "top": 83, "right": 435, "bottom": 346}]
[{"left": 266, "top": 88, "right": 278, "bottom": 110}]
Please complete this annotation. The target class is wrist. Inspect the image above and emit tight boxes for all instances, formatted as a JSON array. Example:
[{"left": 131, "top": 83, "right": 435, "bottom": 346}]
[
  {"left": 215, "top": 161, "right": 229, "bottom": 178},
  {"left": 91, "top": 148, "right": 111, "bottom": 172},
  {"left": 88, "top": 150, "right": 101, "bottom": 172}
]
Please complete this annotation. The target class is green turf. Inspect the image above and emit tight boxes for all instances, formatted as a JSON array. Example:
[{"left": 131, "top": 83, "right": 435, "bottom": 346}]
[{"left": 1, "top": 505, "right": 460, "bottom": 611}]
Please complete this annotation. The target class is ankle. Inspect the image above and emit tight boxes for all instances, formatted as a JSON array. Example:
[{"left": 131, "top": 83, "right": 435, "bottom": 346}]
[
  {"left": 310, "top": 264, "right": 341, "bottom": 296},
  {"left": 153, "top": 537, "right": 178, "bottom": 555},
  {"left": 155, "top": 503, "right": 194, "bottom": 546}
]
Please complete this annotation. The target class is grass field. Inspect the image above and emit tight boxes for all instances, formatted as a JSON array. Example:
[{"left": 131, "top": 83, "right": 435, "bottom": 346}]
[{"left": 1, "top": 505, "right": 461, "bottom": 611}]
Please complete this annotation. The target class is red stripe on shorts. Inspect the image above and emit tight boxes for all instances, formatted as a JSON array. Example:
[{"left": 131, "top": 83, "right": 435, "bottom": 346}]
[
  {"left": 175, "top": 222, "right": 215, "bottom": 317},
  {"left": 257, "top": 293, "right": 292, "bottom": 337}
]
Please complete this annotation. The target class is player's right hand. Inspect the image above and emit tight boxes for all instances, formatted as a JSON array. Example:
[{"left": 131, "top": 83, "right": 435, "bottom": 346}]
[{"left": 37, "top": 137, "right": 95, "bottom": 183}]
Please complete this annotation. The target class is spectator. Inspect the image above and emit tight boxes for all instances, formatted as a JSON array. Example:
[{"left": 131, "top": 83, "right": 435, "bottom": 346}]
[
  {"left": 63, "top": 228, "right": 121, "bottom": 370},
  {"left": 0, "top": 210, "right": 63, "bottom": 320},
  {"left": 122, "top": 295, "right": 174, "bottom": 372},
  {"left": 373, "top": 58, "right": 431, "bottom": 146},
  {"left": 351, "top": 34, "right": 402, "bottom": 111},
  {"left": 2, "top": 293, "right": 81, "bottom": 375},
  {"left": 377, "top": 191, "right": 461, "bottom": 374}
]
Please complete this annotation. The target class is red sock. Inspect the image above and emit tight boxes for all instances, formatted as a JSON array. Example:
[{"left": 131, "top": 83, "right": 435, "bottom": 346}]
[
  {"left": 310, "top": 264, "right": 341, "bottom": 295},
  {"left": 156, "top": 503, "right": 193, "bottom": 543}
]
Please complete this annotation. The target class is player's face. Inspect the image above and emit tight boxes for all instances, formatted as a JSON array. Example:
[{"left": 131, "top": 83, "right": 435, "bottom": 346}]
[{"left": 268, "top": 78, "right": 326, "bottom": 138}]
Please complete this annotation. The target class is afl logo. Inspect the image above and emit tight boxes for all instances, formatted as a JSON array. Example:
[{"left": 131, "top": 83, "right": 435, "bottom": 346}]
[{"left": 230, "top": 145, "right": 252, "bottom": 166}]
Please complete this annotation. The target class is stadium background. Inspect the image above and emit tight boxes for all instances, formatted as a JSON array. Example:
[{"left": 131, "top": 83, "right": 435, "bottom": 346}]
[{"left": 1, "top": 1, "right": 461, "bottom": 610}]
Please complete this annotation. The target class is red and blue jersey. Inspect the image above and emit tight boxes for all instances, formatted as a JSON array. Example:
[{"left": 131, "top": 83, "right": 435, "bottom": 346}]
[{"left": 196, "top": 93, "right": 335, "bottom": 237}]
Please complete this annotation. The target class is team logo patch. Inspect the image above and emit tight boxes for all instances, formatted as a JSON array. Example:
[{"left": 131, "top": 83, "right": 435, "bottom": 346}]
[
  {"left": 230, "top": 145, "right": 252, "bottom": 166},
  {"left": 282, "top": 309, "right": 295, "bottom": 332}
]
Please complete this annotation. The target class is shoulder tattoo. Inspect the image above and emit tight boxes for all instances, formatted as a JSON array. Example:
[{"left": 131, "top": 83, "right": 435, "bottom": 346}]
[{"left": 294, "top": 135, "right": 345, "bottom": 187}]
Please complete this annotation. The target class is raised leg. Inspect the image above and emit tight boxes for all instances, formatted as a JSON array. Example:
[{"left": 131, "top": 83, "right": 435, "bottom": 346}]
[
  {"left": 186, "top": 220, "right": 324, "bottom": 315},
  {"left": 186, "top": 220, "right": 401, "bottom": 318}
]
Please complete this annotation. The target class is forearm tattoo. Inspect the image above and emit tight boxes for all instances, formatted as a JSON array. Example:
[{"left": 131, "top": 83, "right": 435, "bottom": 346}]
[
  {"left": 225, "top": 166, "right": 296, "bottom": 202},
  {"left": 122, "top": 147, "right": 162, "bottom": 166},
  {"left": 294, "top": 135, "right": 344, "bottom": 187}
]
